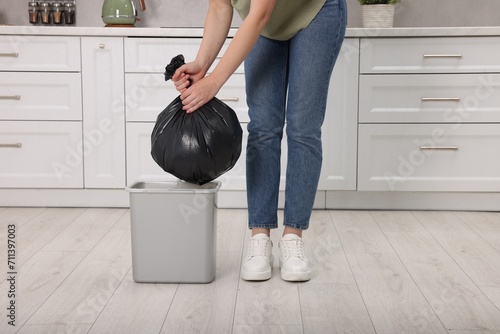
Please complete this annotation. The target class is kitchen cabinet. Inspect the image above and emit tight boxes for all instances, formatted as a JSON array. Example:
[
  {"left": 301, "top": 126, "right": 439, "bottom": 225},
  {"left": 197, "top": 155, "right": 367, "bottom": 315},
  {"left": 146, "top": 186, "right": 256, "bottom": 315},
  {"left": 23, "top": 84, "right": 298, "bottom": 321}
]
[
  {"left": 357, "top": 36, "right": 500, "bottom": 193},
  {"left": 81, "top": 37, "right": 126, "bottom": 188},
  {"left": 0, "top": 35, "right": 83, "bottom": 188},
  {"left": 319, "top": 38, "right": 359, "bottom": 191}
]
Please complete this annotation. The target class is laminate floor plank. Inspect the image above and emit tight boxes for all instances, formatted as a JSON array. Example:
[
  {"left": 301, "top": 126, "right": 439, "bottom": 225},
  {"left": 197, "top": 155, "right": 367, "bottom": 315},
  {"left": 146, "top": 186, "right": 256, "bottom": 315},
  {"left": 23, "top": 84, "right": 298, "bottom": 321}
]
[
  {"left": 89, "top": 268, "right": 177, "bottom": 334},
  {"left": 347, "top": 252, "right": 447, "bottom": 334},
  {"left": 299, "top": 283, "right": 375, "bottom": 334},
  {"left": 232, "top": 324, "right": 303, "bottom": 334},
  {"left": 0, "top": 207, "right": 46, "bottom": 238},
  {"left": 454, "top": 211, "right": 500, "bottom": 252},
  {"left": 330, "top": 210, "right": 395, "bottom": 254},
  {"left": 0, "top": 208, "right": 85, "bottom": 285},
  {"left": 42, "top": 208, "right": 127, "bottom": 252},
  {"left": 16, "top": 324, "right": 92, "bottom": 334},
  {"left": 216, "top": 208, "right": 247, "bottom": 253},
  {"left": 306, "top": 210, "right": 355, "bottom": 284},
  {"left": 372, "top": 211, "right": 500, "bottom": 331},
  {"left": 481, "top": 287, "right": 500, "bottom": 310},
  {"left": 448, "top": 331, "right": 500, "bottom": 334},
  {"left": 111, "top": 210, "right": 130, "bottom": 230},
  {"left": 160, "top": 251, "right": 241, "bottom": 334},
  {"left": 0, "top": 250, "right": 87, "bottom": 333},
  {"left": 26, "top": 215, "right": 132, "bottom": 325},
  {"left": 413, "top": 211, "right": 500, "bottom": 287}
]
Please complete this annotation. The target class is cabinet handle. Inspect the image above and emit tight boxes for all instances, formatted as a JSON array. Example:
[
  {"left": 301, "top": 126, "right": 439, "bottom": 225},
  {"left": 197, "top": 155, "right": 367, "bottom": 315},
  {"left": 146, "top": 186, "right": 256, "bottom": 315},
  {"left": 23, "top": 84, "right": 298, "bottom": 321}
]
[
  {"left": 0, "top": 95, "right": 21, "bottom": 100},
  {"left": 420, "top": 146, "right": 458, "bottom": 151},
  {"left": 423, "top": 54, "right": 462, "bottom": 59},
  {"left": 421, "top": 97, "right": 460, "bottom": 102},
  {"left": 219, "top": 97, "right": 239, "bottom": 102},
  {"left": 99, "top": 44, "right": 105, "bottom": 49},
  {"left": 0, "top": 143, "right": 22, "bottom": 148},
  {"left": 0, "top": 53, "right": 19, "bottom": 58}
]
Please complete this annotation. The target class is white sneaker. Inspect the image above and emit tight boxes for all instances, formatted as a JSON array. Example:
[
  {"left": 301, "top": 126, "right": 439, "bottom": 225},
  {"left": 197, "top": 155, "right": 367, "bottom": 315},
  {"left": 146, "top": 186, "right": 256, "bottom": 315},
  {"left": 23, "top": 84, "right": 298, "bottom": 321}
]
[
  {"left": 279, "top": 234, "right": 312, "bottom": 282},
  {"left": 241, "top": 233, "right": 274, "bottom": 281}
]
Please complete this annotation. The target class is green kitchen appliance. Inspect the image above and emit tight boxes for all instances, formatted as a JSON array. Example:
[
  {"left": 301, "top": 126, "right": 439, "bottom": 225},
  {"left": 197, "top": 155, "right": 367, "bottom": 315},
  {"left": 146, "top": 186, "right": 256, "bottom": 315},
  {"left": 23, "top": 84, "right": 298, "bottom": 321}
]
[{"left": 102, "top": 0, "right": 146, "bottom": 27}]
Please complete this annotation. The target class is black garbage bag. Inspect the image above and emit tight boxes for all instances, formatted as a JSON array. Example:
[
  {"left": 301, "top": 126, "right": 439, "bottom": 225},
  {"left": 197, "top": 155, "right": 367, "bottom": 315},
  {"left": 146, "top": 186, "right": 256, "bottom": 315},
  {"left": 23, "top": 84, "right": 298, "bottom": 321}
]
[{"left": 151, "top": 55, "right": 243, "bottom": 185}]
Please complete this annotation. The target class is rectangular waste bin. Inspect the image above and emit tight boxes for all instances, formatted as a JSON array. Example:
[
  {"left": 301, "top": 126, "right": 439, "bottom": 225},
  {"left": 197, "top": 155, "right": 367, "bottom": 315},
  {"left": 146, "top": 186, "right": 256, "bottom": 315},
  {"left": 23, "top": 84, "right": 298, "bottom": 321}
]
[{"left": 126, "top": 180, "right": 221, "bottom": 283}]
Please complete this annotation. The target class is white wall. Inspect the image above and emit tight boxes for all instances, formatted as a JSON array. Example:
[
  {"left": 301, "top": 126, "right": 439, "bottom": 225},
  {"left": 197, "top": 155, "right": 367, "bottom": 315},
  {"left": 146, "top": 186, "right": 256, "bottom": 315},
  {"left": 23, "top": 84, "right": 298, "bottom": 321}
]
[{"left": 1, "top": 0, "right": 500, "bottom": 28}]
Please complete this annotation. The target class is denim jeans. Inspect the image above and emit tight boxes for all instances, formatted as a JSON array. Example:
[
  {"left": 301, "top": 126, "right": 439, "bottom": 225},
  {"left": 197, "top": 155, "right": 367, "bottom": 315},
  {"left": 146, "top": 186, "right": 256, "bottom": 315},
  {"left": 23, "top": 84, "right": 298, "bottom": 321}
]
[{"left": 245, "top": 0, "right": 347, "bottom": 230}]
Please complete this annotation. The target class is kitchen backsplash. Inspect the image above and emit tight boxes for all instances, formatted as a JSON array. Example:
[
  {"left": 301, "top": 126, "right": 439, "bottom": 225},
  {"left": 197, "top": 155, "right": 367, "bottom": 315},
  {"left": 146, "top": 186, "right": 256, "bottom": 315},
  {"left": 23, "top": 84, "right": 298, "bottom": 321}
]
[{"left": 1, "top": 0, "right": 500, "bottom": 28}]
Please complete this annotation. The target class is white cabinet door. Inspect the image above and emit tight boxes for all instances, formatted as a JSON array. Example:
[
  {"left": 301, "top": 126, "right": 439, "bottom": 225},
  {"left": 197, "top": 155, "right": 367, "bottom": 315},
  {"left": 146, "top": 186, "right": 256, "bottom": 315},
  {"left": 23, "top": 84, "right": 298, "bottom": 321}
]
[
  {"left": 126, "top": 122, "right": 178, "bottom": 185},
  {"left": 0, "top": 121, "right": 83, "bottom": 188},
  {"left": 81, "top": 37, "right": 126, "bottom": 189},
  {"left": 358, "top": 123, "right": 500, "bottom": 192},
  {"left": 360, "top": 37, "right": 500, "bottom": 74},
  {"left": 318, "top": 38, "right": 359, "bottom": 190},
  {"left": 359, "top": 73, "right": 500, "bottom": 123},
  {"left": 0, "top": 72, "right": 82, "bottom": 121},
  {"left": 0, "top": 35, "right": 80, "bottom": 72}
]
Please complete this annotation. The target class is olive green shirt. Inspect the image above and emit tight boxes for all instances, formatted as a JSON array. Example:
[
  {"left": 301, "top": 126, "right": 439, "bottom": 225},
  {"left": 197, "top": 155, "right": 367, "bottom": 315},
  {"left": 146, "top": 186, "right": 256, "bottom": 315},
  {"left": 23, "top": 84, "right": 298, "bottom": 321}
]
[{"left": 231, "top": 0, "right": 327, "bottom": 41}]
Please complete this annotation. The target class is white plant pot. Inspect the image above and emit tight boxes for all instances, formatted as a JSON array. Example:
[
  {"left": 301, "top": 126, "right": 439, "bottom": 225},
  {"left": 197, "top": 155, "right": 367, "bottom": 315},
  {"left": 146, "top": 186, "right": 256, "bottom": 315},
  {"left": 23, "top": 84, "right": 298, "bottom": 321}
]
[{"left": 362, "top": 4, "right": 395, "bottom": 28}]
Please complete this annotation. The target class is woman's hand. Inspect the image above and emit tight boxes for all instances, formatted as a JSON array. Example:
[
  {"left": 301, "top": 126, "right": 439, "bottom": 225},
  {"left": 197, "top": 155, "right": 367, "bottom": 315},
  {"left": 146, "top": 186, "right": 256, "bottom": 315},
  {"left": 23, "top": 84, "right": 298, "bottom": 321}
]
[
  {"left": 171, "top": 61, "right": 218, "bottom": 113},
  {"left": 171, "top": 62, "right": 205, "bottom": 94},
  {"left": 179, "top": 75, "right": 220, "bottom": 114}
]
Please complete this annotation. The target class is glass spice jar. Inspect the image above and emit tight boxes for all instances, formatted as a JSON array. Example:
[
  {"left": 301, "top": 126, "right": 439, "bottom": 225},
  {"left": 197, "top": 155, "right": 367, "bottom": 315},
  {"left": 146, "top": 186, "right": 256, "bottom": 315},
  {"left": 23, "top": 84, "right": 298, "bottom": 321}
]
[
  {"left": 51, "top": 2, "right": 63, "bottom": 24},
  {"left": 39, "top": 2, "right": 51, "bottom": 24},
  {"left": 63, "top": 2, "right": 75, "bottom": 25},
  {"left": 28, "top": 2, "right": 39, "bottom": 24}
]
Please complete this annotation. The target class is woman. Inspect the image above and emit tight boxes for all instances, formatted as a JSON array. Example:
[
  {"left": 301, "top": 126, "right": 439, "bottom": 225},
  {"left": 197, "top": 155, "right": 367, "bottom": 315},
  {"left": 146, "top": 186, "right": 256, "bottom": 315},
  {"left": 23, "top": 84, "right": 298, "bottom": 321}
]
[{"left": 172, "top": 0, "right": 347, "bottom": 281}]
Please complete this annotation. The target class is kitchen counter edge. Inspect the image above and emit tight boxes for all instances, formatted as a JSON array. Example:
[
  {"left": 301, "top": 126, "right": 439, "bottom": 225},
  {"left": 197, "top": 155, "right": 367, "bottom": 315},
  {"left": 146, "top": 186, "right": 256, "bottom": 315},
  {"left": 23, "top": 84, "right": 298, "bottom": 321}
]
[{"left": 2, "top": 26, "right": 500, "bottom": 37}]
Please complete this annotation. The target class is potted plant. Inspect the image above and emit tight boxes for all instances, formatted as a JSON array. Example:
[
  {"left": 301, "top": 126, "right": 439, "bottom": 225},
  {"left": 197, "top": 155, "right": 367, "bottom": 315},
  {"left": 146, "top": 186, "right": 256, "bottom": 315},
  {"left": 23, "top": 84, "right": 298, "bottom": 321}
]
[{"left": 358, "top": 0, "right": 401, "bottom": 28}]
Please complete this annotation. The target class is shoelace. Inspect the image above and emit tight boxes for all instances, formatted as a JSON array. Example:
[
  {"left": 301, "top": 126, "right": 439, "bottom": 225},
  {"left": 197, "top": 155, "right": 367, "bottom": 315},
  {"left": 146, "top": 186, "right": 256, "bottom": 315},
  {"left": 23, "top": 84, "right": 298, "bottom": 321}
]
[
  {"left": 280, "top": 239, "right": 305, "bottom": 260},
  {"left": 247, "top": 238, "right": 270, "bottom": 258}
]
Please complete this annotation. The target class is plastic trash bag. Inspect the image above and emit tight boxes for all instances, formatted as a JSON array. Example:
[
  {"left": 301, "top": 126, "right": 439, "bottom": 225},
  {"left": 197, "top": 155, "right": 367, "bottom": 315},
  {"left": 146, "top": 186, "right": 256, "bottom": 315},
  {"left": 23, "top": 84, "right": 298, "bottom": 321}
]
[{"left": 151, "top": 55, "right": 243, "bottom": 185}]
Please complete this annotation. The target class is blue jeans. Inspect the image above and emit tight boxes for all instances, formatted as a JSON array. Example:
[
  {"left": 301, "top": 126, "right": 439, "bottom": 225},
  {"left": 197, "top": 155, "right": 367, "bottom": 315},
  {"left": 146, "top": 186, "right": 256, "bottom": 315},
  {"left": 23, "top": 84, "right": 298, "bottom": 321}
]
[{"left": 245, "top": 0, "right": 347, "bottom": 231}]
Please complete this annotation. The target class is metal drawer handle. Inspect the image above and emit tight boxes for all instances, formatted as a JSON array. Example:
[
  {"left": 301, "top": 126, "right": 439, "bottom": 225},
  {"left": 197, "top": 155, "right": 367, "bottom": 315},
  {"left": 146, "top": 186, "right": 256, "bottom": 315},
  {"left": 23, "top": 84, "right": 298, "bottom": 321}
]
[
  {"left": 423, "top": 54, "right": 462, "bottom": 59},
  {"left": 219, "top": 97, "right": 239, "bottom": 102},
  {"left": 421, "top": 97, "right": 460, "bottom": 102},
  {"left": 0, "top": 143, "right": 22, "bottom": 148},
  {"left": 0, "top": 95, "right": 21, "bottom": 100},
  {"left": 0, "top": 53, "right": 19, "bottom": 58},
  {"left": 420, "top": 146, "right": 458, "bottom": 151}
]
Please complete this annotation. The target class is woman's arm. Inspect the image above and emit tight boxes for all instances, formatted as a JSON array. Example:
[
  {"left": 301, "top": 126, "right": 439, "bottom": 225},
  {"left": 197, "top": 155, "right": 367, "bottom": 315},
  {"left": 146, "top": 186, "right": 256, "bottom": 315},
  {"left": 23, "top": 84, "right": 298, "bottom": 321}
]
[{"left": 174, "top": 0, "right": 276, "bottom": 113}]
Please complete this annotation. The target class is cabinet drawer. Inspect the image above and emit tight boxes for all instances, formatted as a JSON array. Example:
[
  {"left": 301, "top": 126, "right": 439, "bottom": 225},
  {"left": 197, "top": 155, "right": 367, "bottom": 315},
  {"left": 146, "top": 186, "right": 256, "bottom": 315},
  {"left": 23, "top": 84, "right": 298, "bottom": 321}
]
[
  {"left": 0, "top": 36, "right": 80, "bottom": 72},
  {"left": 358, "top": 124, "right": 500, "bottom": 192},
  {"left": 359, "top": 74, "right": 500, "bottom": 123},
  {"left": 124, "top": 38, "right": 243, "bottom": 74},
  {"left": 125, "top": 73, "right": 248, "bottom": 122},
  {"left": 0, "top": 121, "right": 83, "bottom": 188},
  {"left": 360, "top": 37, "right": 500, "bottom": 74},
  {"left": 0, "top": 72, "right": 82, "bottom": 121}
]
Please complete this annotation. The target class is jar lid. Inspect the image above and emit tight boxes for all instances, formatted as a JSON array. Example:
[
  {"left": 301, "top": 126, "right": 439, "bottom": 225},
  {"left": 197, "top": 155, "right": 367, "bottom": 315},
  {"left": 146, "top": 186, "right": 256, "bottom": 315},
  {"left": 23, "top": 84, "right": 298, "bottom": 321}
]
[
  {"left": 64, "top": 2, "right": 75, "bottom": 7},
  {"left": 52, "top": 2, "right": 62, "bottom": 7},
  {"left": 39, "top": 2, "right": 51, "bottom": 6},
  {"left": 28, "top": 2, "right": 39, "bottom": 6}
]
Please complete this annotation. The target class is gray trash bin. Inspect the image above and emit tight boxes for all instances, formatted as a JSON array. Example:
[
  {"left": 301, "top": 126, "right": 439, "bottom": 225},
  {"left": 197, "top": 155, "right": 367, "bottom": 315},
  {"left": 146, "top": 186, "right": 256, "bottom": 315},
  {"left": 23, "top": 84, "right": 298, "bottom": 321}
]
[{"left": 126, "top": 180, "right": 221, "bottom": 283}]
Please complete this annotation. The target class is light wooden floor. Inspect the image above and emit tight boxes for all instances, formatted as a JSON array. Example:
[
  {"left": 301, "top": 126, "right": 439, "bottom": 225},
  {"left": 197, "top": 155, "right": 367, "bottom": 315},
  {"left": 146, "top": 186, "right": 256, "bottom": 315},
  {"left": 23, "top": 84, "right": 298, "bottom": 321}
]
[{"left": 1, "top": 208, "right": 500, "bottom": 334}]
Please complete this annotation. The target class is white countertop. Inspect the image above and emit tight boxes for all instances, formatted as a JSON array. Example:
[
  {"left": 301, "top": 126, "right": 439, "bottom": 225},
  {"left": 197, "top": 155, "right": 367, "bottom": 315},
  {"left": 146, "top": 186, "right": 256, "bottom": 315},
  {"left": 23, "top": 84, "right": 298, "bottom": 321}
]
[{"left": 2, "top": 25, "right": 500, "bottom": 38}]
